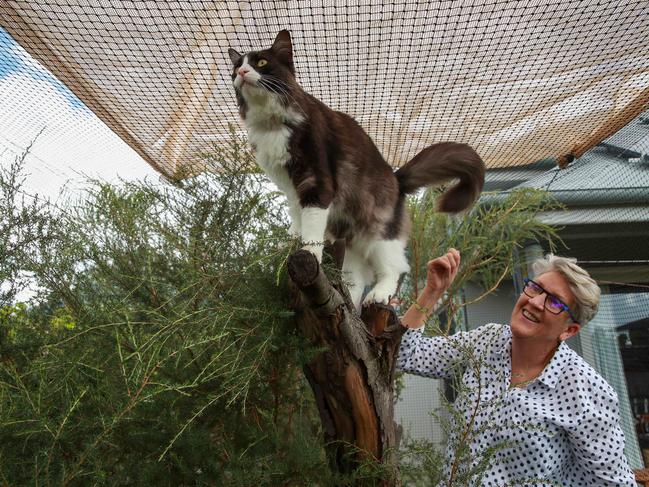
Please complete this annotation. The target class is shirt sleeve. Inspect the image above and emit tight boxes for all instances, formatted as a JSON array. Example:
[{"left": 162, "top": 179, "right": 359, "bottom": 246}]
[
  {"left": 565, "top": 381, "right": 637, "bottom": 486},
  {"left": 396, "top": 323, "right": 503, "bottom": 379}
]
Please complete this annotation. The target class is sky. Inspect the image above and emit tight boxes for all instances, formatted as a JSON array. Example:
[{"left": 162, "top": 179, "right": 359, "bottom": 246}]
[{"left": 0, "top": 28, "right": 159, "bottom": 204}]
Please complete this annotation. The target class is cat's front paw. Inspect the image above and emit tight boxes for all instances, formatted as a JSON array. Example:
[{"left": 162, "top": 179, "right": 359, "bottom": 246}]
[
  {"left": 362, "top": 286, "right": 392, "bottom": 306},
  {"left": 302, "top": 244, "right": 323, "bottom": 263}
]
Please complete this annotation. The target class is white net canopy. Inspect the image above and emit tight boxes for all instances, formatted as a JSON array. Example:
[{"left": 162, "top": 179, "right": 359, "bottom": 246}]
[{"left": 2, "top": 1, "right": 648, "bottom": 179}]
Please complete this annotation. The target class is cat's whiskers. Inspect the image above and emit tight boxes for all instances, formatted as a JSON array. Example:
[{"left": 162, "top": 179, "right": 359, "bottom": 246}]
[
  {"left": 258, "top": 77, "right": 288, "bottom": 103},
  {"left": 260, "top": 76, "right": 308, "bottom": 120},
  {"left": 258, "top": 77, "right": 286, "bottom": 99},
  {"left": 260, "top": 77, "right": 300, "bottom": 111},
  {"left": 257, "top": 79, "right": 291, "bottom": 115},
  {"left": 260, "top": 74, "right": 289, "bottom": 92}
]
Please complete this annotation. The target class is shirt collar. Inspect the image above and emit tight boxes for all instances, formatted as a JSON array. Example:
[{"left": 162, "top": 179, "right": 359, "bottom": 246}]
[
  {"left": 537, "top": 341, "right": 570, "bottom": 388},
  {"left": 496, "top": 327, "right": 512, "bottom": 357}
]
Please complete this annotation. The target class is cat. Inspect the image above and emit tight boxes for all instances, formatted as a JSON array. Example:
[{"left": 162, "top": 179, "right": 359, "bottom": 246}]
[{"left": 228, "top": 30, "right": 485, "bottom": 308}]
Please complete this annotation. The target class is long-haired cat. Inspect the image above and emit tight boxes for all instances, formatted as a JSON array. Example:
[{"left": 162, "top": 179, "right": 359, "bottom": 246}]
[{"left": 228, "top": 30, "right": 485, "bottom": 307}]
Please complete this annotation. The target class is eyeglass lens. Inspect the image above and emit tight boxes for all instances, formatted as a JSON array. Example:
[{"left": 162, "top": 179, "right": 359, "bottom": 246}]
[{"left": 524, "top": 280, "right": 565, "bottom": 314}]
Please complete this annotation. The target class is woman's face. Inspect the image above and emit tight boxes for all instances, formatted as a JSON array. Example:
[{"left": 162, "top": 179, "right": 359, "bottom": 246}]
[{"left": 510, "top": 271, "right": 581, "bottom": 345}]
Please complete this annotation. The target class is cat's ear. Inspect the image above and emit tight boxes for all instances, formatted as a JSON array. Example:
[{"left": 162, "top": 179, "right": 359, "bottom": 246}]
[
  {"left": 271, "top": 30, "right": 293, "bottom": 67},
  {"left": 228, "top": 48, "right": 242, "bottom": 65}
]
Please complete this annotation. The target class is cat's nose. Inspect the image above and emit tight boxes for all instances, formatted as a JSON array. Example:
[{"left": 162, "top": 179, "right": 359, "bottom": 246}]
[{"left": 238, "top": 66, "right": 249, "bottom": 77}]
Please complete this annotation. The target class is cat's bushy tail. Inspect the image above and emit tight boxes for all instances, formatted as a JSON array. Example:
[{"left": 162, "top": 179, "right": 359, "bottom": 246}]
[{"left": 395, "top": 142, "right": 485, "bottom": 213}]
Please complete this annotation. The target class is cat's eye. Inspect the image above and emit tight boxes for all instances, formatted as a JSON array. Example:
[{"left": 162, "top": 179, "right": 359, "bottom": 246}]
[{"left": 257, "top": 59, "right": 268, "bottom": 67}]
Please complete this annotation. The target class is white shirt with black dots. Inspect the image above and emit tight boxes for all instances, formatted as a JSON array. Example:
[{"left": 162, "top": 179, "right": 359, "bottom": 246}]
[{"left": 397, "top": 323, "right": 637, "bottom": 486}]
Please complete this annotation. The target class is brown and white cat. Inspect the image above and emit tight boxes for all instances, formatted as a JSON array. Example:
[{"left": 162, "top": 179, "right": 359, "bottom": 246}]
[{"left": 228, "top": 30, "right": 485, "bottom": 307}]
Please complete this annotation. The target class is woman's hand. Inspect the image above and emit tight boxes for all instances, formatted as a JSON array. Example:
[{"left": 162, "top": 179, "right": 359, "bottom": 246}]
[
  {"left": 424, "top": 248, "right": 461, "bottom": 297},
  {"left": 401, "top": 248, "right": 461, "bottom": 329}
]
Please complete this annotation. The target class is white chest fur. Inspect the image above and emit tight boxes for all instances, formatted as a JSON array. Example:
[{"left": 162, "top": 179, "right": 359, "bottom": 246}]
[
  {"left": 246, "top": 95, "right": 296, "bottom": 157},
  {"left": 244, "top": 93, "right": 303, "bottom": 199},
  {"left": 243, "top": 92, "right": 305, "bottom": 234},
  {"left": 247, "top": 122, "right": 295, "bottom": 201}
]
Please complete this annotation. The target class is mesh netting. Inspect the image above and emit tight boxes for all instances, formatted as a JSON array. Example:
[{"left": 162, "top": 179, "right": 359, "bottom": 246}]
[
  {"left": 1, "top": 1, "right": 649, "bottom": 178},
  {"left": 580, "top": 291, "right": 649, "bottom": 469}
]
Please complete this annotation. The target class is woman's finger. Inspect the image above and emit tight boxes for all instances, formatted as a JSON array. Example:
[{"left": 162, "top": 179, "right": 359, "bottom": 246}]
[
  {"left": 449, "top": 248, "right": 460, "bottom": 267},
  {"left": 431, "top": 256, "right": 452, "bottom": 272},
  {"left": 427, "top": 250, "right": 461, "bottom": 278}
]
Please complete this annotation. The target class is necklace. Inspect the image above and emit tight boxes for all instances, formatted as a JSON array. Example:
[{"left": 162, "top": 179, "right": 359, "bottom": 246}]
[
  {"left": 509, "top": 343, "right": 559, "bottom": 389},
  {"left": 509, "top": 371, "right": 543, "bottom": 389}
]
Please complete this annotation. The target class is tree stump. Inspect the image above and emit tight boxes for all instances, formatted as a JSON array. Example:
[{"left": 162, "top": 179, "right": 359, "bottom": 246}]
[{"left": 287, "top": 249, "right": 406, "bottom": 486}]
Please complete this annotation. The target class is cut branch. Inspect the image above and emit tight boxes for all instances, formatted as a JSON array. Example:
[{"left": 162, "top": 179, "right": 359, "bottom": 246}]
[{"left": 287, "top": 249, "right": 405, "bottom": 485}]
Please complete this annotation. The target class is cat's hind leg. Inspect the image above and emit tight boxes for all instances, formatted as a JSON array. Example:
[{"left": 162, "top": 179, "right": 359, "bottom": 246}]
[
  {"left": 342, "top": 245, "right": 374, "bottom": 310},
  {"left": 363, "top": 238, "right": 410, "bottom": 305}
]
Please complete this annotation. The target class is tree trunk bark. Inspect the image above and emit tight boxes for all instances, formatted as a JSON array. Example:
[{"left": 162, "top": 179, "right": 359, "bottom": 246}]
[{"left": 287, "top": 249, "right": 406, "bottom": 486}]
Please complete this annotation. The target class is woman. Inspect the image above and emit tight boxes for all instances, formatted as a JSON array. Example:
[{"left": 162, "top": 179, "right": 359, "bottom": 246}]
[{"left": 397, "top": 248, "right": 636, "bottom": 486}]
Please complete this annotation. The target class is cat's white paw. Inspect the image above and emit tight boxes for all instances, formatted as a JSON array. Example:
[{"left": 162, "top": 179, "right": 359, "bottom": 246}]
[
  {"left": 362, "top": 286, "right": 392, "bottom": 306},
  {"left": 302, "top": 244, "right": 323, "bottom": 263}
]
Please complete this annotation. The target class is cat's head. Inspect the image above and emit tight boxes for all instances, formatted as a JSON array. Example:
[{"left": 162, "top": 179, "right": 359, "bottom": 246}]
[{"left": 228, "top": 30, "right": 296, "bottom": 98}]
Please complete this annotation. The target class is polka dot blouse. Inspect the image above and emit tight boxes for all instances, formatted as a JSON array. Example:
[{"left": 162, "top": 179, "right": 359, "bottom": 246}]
[{"left": 397, "top": 323, "right": 636, "bottom": 486}]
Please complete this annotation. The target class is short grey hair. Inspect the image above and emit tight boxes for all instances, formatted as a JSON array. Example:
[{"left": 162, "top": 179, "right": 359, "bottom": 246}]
[{"left": 532, "top": 254, "right": 600, "bottom": 325}]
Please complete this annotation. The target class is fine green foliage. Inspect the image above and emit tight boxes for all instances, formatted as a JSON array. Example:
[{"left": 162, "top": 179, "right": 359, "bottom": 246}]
[
  {"left": 0, "top": 146, "right": 59, "bottom": 308},
  {"left": 0, "top": 150, "right": 332, "bottom": 486},
  {"left": 404, "top": 187, "right": 561, "bottom": 327}
]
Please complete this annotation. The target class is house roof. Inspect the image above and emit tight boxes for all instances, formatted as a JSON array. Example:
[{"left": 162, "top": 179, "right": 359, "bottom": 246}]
[
  {"left": 478, "top": 117, "right": 649, "bottom": 254},
  {"left": 603, "top": 112, "right": 649, "bottom": 155},
  {"left": 537, "top": 206, "right": 649, "bottom": 225},
  {"left": 481, "top": 110, "right": 649, "bottom": 211},
  {"left": 518, "top": 150, "right": 649, "bottom": 199}
]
